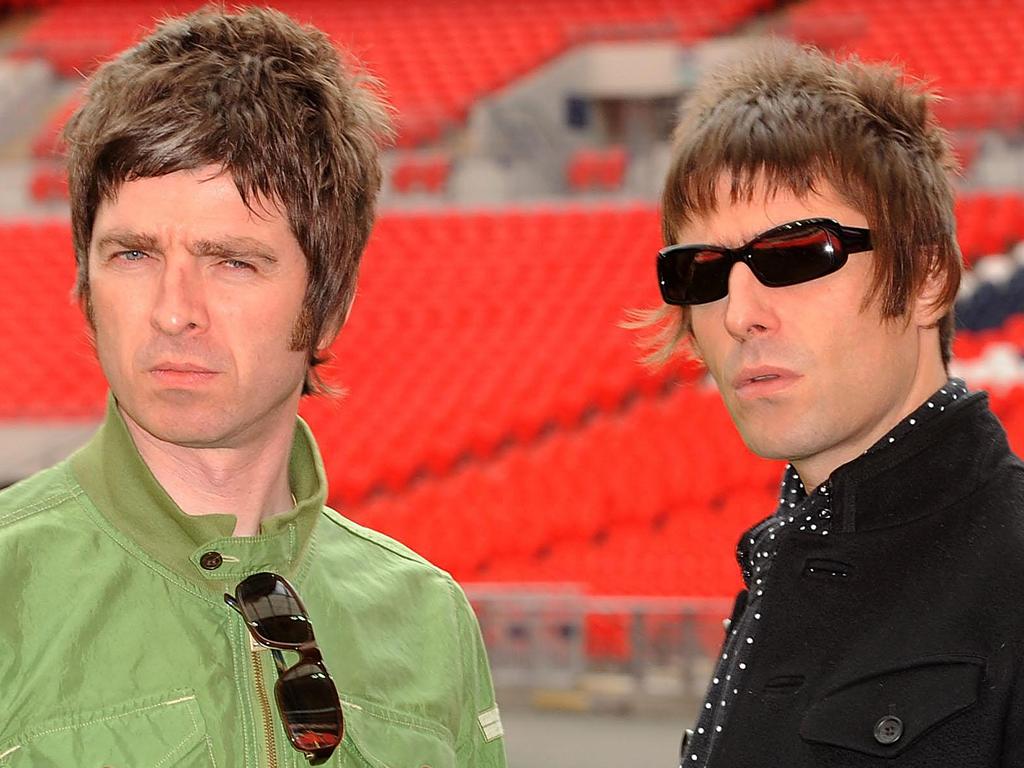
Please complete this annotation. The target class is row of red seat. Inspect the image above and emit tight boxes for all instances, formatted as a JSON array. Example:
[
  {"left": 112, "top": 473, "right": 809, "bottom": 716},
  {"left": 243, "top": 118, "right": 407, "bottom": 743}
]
[
  {"left": 29, "top": 156, "right": 455, "bottom": 200},
  {"left": 391, "top": 154, "right": 452, "bottom": 194},
  {"left": 566, "top": 147, "right": 628, "bottom": 192},
  {"left": 955, "top": 194, "right": 1024, "bottom": 263},
  {"left": 346, "top": 384, "right": 781, "bottom": 590},
  {"left": 786, "top": 0, "right": 1024, "bottom": 130},
  {"left": 28, "top": 163, "right": 64, "bottom": 201},
  {"left": 1, "top": 205, "right": 1021, "bottom": 503},
  {"left": 14, "top": 0, "right": 771, "bottom": 146},
  {"left": 19, "top": 184, "right": 1024, "bottom": 257},
  {"left": 348, "top": 378, "right": 1024, "bottom": 596}
]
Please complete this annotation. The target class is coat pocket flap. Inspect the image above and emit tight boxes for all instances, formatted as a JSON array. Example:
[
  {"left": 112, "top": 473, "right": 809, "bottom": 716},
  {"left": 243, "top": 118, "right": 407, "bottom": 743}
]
[
  {"left": 799, "top": 657, "right": 983, "bottom": 758},
  {"left": 0, "top": 689, "right": 210, "bottom": 767},
  {"left": 338, "top": 696, "right": 457, "bottom": 768}
]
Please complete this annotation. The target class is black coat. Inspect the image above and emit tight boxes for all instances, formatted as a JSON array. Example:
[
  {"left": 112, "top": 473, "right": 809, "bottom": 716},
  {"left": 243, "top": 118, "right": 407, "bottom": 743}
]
[{"left": 704, "top": 394, "right": 1024, "bottom": 767}]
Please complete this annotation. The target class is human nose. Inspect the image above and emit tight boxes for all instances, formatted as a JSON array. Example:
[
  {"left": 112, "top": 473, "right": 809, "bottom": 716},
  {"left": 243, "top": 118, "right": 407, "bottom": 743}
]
[
  {"left": 722, "top": 262, "right": 779, "bottom": 342},
  {"left": 151, "top": 261, "right": 209, "bottom": 336}
]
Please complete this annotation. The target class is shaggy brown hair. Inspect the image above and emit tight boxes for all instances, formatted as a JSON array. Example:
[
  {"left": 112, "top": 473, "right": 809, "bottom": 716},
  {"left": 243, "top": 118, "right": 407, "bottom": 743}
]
[
  {"left": 637, "top": 39, "right": 962, "bottom": 367},
  {"left": 63, "top": 5, "right": 393, "bottom": 394}
]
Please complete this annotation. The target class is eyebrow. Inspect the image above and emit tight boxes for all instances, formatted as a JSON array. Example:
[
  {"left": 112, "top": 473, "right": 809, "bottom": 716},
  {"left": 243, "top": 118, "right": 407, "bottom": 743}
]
[
  {"left": 190, "top": 237, "right": 278, "bottom": 264},
  {"left": 93, "top": 229, "right": 161, "bottom": 253},
  {"left": 92, "top": 229, "right": 278, "bottom": 264}
]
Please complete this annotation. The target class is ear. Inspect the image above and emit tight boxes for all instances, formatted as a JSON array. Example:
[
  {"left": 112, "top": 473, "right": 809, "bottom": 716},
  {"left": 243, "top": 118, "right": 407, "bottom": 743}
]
[
  {"left": 77, "top": 291, "right": 97, "bottom": 337},
  {"left": 317, "top": 293, "right": 356, "bottom": 351},
  {"left": 910, "top": 263, "right": 951, "bottom": 330},
  {"left": 686, "top": 323, "right": 706, "bottom": 365}
]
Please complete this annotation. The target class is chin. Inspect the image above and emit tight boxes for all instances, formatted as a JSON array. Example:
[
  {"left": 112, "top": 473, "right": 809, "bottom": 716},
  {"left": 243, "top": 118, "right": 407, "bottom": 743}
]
[
  {"left": 144, "top": 415, "right": 232, "bottom": 448},
  {"left": 124, "top": 395, "right": 231, "bottom": 446},
  {"left": 736, "top": 421, "right": 809, "bottom": 463},
  {"left": 741, "top": 437, "right": 793, "bottom": 462}
]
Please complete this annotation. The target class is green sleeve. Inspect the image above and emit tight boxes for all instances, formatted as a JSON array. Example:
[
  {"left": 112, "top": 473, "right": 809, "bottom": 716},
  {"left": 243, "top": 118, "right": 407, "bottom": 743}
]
[{"left": 450, "top": 582, "right": 508, "bottom": 768}]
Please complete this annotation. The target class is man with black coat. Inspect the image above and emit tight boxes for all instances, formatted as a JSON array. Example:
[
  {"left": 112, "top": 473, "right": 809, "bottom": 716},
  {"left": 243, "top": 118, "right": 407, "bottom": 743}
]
[{"left": 638, "top": 40, "right": 1024, "bottom": 767}]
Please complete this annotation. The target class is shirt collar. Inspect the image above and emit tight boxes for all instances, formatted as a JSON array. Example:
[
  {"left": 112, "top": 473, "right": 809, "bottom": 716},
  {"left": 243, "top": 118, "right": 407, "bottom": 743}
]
[
  {"left": 786, "top": 378, "right": 974, "bottom": 504},
  {"left": 826, "top": 379, "right": 1006, "bottom": 532},
  {"left": 70, "top": 393, "right": 328, "bottom": 590}
]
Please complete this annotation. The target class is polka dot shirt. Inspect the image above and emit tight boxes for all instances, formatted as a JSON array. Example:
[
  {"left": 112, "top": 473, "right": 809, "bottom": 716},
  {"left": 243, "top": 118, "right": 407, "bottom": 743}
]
[{"left": 680, "top": 379, "right": 973, "bottom": 767}]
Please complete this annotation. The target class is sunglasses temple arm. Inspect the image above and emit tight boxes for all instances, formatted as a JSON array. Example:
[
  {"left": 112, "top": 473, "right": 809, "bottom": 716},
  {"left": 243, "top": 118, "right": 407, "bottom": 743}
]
[{"left": 840, "top": 226, "right": 873, "bottom": 252}]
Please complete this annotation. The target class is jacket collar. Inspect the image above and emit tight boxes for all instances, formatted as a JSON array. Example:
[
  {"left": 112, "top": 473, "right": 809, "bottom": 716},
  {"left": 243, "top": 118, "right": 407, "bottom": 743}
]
[
  {"left": 70, "top": 393, "right": 328, "bottom": 590},
  {"left": 828, "top": 393, "right": 1010, "bottom": 533}
]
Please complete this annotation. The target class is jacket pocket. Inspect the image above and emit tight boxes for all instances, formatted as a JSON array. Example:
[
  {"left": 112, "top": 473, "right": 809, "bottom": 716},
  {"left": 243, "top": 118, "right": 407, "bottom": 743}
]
[
  {"left": 0, "top": 689, "right": 212, "bottom": 767},
  {"left": 335, "top": 696, "right": 456, "bottom": 768},
  {"left": 799, "top": 656, "right": 983, "bottom": 758}
]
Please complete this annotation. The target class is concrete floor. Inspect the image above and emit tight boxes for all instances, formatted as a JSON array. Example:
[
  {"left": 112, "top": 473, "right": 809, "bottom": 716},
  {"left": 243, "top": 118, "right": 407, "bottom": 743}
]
[{"left": 501, "top": 708, "right": 686, "bottom": 768}]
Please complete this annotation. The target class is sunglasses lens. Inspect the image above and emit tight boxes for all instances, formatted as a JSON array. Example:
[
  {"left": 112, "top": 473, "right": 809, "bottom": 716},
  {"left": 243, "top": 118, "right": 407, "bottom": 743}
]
[
  {"left": 750, "top": 225, "right": 842, "bottom": 286},
  {"left": 277, "top": 661, "right": 344, "bottom": 756},
  {"left": 658, "top": 222, "right": 858, "bottom": 305},
  {"left": 660, "top": 247, "right": 732, "bottom": 305},
  {"left": 236, "top": 572, "right": 315, "bottom": 645}
]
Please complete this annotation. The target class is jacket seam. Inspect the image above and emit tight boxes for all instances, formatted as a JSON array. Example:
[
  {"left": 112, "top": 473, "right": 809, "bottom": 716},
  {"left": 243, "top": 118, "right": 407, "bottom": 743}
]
[
  {"left": 341, "top": 696, "right": 455, "bottom": 742},
  {"left": 447, "top": 579, "right": 471, "bottom": 754},
  {"left": 0, "top": 488, "right": 83, "bottom": 530},
  {"left": 230, "top": 619, "right": 257, "bottom": 768},
  {"left": 320, "top": 509, "right": 451, "bottom": 576},
  {"left": 152, "top": 697, "right": 201, "bottom": 768},
  {"left": 70, "top": 492, "right": 225, "bottom": 607},
  {"left": 292, "top": 522, "right": 318, "bottom": 585},
  {"left": 204, "top": 732, "right": 218, "bottom": 768},
  {"left": 7, "top": 694, "right": 199, "bottom": 746}
]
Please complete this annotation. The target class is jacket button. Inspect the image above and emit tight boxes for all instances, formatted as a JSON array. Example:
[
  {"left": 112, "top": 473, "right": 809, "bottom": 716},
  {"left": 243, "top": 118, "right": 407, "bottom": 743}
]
[
  {"left": 873, "top": 715, "right": 903, "bottom": 745},
  {"left": 199, "top": 551, "right": 223, "bottom": 570}
]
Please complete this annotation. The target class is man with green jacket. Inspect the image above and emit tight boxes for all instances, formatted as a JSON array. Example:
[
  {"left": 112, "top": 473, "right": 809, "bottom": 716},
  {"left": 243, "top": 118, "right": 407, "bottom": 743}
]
[{"left": 0, "top": 7, "right": 506, "bottom": 767}]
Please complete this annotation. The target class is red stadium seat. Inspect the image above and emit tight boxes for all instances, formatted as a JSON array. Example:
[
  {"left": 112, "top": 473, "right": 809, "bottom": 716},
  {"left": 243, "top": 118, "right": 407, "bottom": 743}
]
[
  {"left": 3, "top": 196, "right": 1023, "bottom": 599},
  {"left": 785, "top": 0, "right": 1024, "bottom": 131},
  {"left": 567, "top": 146, "right": 628, "bottom": 193},
  {"left": 16, "top": 0, "right": 773, "bottom": 147}
]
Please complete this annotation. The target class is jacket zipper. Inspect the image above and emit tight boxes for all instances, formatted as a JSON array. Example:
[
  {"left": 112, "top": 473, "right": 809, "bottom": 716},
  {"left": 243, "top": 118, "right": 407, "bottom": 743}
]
[{"left": 250, "top": 634, "right": 279, "bottom": 768}]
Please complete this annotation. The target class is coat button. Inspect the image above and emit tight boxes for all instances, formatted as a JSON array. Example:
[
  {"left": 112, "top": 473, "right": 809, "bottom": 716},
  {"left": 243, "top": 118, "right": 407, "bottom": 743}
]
[
  {"left": 873, "top": 715, "right": 903, "bottom": 745},
  {"left": 199, "top": 551, "right": 223, "bottom": 570}
]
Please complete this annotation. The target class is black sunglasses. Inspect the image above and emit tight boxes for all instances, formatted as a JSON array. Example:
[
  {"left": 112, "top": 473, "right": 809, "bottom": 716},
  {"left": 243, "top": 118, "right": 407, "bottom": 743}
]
[
  {"left": 657, "top": 217, "right": 872, "bottom": 306},
  {"left": 225, "top": 572, "right": 343, "bottom": 765}
]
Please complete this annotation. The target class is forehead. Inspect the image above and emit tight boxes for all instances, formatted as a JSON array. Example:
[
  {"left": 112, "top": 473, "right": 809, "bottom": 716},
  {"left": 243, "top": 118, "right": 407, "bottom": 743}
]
[
  {"left": 673, "top": 175, "right": 869, "bottom": 247},
  {"left": 90, "top": 166, "right": 299, "bottom": 256}
]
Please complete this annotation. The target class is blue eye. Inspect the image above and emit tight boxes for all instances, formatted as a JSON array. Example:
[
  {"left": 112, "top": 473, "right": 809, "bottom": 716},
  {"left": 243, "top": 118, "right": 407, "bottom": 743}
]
[
  {"left": 119, "top": 250, "right": 146, "bottom": 261},
  {"left": 223, "top": 259, "right": 256, "bottom": 271}
]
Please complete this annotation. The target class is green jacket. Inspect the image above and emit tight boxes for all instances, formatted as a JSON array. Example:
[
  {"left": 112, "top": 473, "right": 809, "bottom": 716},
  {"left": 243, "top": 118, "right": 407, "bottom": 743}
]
[{"left": 0, "top": 397, "right": 507, "bottom": 768}]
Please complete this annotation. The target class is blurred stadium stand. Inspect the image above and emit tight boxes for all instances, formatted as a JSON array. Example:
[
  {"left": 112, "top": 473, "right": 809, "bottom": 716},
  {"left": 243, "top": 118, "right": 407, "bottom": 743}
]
[{"left": 0, "top": 1, "right": 1022, "bottom": 759}]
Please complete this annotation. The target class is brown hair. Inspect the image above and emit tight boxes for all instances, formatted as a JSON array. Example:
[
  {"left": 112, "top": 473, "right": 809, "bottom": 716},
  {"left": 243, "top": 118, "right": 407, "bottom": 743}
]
[
  {"left": 637, "top": 39, "right": 962, "bottom": 367},
  {"left": 63, "top": 5, "right": 393, "bottom": 394}
]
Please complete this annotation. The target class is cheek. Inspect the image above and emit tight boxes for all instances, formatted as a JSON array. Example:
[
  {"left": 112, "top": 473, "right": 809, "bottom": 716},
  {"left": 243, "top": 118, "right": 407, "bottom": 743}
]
[
  {"left": 218, "top": 294, "right": 307, "bottom": 368},
  {"left": 89, "top": 284, "right": 138, "bottom": 349},
  {"left": 814, "top": 311, "right": 914, "bottom": 406},
  {"left": 689, "top": 309, "right": 730, "bottom": 373}
]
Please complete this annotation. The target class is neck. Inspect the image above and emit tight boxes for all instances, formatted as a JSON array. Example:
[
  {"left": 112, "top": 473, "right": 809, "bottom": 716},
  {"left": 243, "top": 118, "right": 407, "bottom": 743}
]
[
  {"left": 120, "top": 406, "right": 296, "bottom": 537},
  {"left": 792, "top": 357, "right": 949, "bottom": 490}
]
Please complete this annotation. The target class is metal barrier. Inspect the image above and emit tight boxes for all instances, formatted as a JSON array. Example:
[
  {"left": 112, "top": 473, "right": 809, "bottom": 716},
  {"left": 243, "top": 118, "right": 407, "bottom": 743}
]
[{"left": 466, "top": 583, "right": 732, "bottom": 706}]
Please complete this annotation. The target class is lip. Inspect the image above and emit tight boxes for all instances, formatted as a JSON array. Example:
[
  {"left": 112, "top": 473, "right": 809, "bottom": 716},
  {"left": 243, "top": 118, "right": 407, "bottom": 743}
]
[
  {"left": 149, "top": 362, "right": 220, "bottom": 385},
  {"left": 150, "top": 362, "right": 217, "bottom": 373},
  {"left": 732, "top": 366, "right": 801, "bottom": 399}
]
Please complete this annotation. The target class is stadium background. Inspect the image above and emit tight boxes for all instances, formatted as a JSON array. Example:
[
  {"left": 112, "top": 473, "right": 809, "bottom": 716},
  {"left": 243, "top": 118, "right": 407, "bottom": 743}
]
[{"left": 0, "top": 1, "right": 1022, "bottom": 765}]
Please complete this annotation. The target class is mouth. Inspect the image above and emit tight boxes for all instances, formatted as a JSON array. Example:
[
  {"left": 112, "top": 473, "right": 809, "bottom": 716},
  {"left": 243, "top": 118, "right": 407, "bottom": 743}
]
[
  {"left": 732, "top": 367, "right": 800, "bottom": 399},
  {"left": 150, "top": 361, "right": 217, "bottom": 373},
  {"left": 149, "top": 362, "right": 220, "bottom": 385}
]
